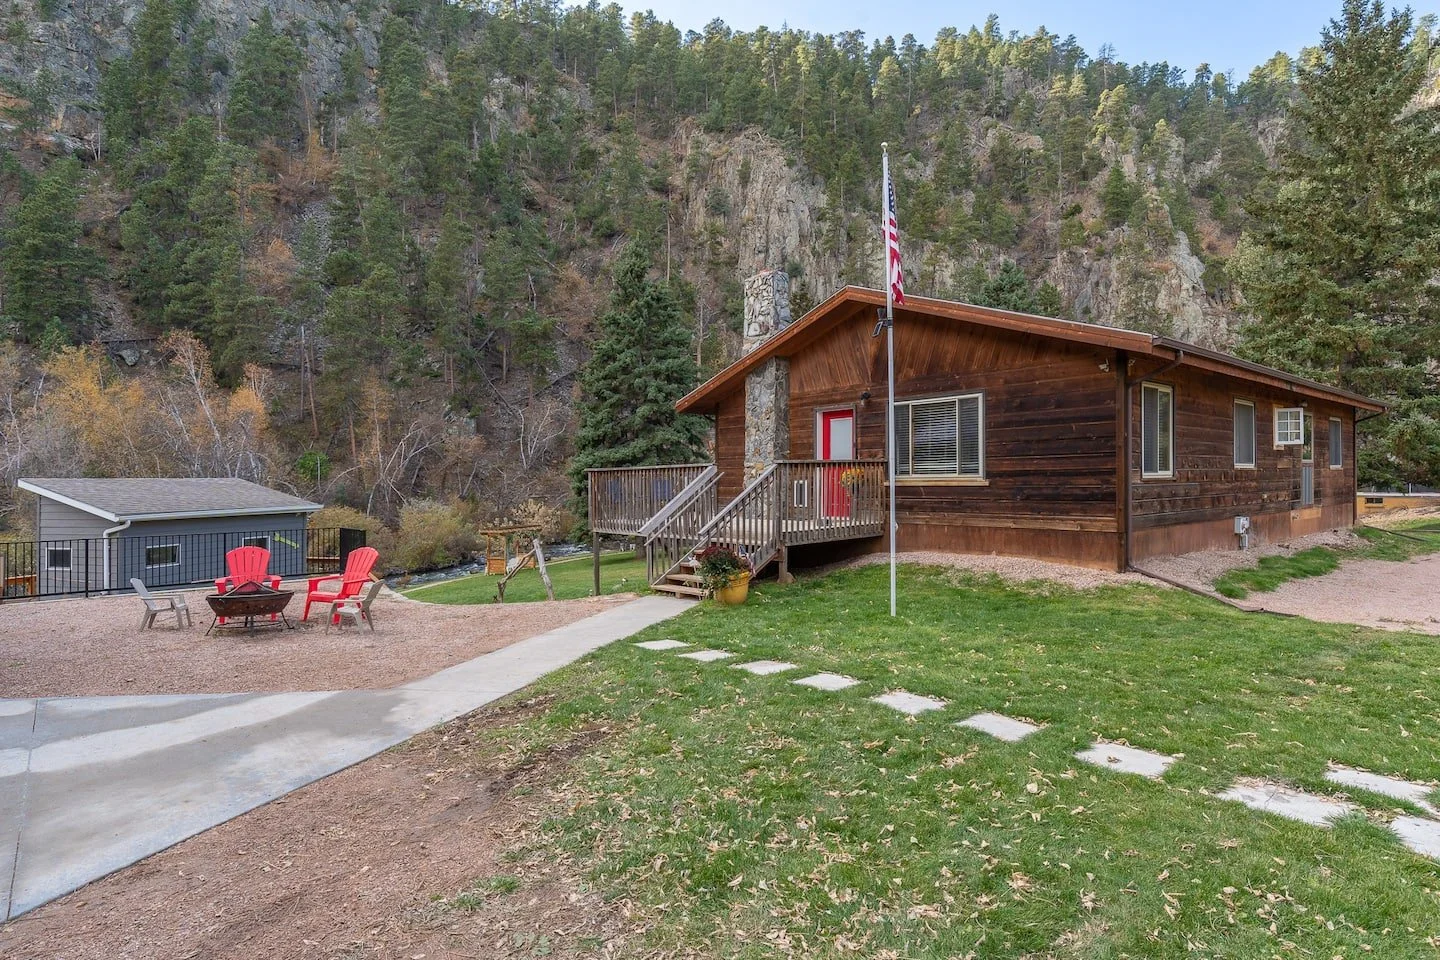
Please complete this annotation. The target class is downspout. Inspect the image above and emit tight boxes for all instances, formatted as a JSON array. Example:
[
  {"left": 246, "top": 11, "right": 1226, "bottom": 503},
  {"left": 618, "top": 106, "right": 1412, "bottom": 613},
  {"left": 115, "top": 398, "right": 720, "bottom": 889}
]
[
  {"left": 102, "top": 519, "right": 131, "bottom": 593},
  {"left": 1123, "top": 346, "right": 1185, "bottom": 571}
]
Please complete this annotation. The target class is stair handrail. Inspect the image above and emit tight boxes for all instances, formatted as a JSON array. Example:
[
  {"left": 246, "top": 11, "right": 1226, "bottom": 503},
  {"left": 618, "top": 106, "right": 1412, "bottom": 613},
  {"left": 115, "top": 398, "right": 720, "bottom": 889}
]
[
  {"left": 654, "top": 464, "right": 782, "bottom": 587},
  {"left": 638, "top": 464, "right": 718, "bottom": 539}
]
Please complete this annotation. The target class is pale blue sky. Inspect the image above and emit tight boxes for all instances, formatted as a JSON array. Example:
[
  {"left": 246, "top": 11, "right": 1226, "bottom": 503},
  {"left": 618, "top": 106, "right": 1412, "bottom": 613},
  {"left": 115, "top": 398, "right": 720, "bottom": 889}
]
[{"left": 630, "top": 0, "right": 1436, "bottom": 81}]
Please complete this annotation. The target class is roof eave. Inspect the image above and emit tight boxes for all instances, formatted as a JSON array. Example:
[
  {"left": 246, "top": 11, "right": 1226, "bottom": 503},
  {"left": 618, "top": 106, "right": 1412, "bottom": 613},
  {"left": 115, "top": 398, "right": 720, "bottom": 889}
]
[{"left": 16, "top": 480, "right": 121, "bottom": 523}]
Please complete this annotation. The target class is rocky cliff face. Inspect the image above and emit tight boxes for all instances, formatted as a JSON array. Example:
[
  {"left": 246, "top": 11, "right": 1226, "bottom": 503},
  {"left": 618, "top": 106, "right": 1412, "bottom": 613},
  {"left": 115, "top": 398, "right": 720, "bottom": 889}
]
[
  {"left": 5, "top": 0, "right": 1243, "bottom": 346},
  {"left": 2, "top": 0, "right": 382, "bottom": 150}
]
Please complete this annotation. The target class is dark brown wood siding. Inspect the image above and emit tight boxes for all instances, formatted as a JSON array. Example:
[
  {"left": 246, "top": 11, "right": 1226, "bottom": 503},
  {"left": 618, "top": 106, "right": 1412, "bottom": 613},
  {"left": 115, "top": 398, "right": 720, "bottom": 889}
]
[
  {"left": 785, "top": 310, "right": 1123, "bottom": 569},
  {"left": 715, "top": 388, "right": 746, "bottom": 503},
  {"left": 1128, "top": 362, "right": 1357, "bottom": 559}
]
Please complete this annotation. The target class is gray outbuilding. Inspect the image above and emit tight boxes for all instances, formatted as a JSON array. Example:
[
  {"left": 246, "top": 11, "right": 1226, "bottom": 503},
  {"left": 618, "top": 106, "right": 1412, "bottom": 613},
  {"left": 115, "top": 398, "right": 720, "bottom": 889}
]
[{"left": 17, "top": 478, "right": 323, "bottom": 594}]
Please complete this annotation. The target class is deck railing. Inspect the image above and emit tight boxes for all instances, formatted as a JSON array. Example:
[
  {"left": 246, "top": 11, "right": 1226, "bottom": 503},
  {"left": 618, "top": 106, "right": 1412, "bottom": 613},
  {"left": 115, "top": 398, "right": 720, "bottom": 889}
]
[
  {"left": 650, "top": 459, "right": 888, "bottom": 586},
  {"left": 587, "top": 463, "right": 714, "bottom": 536}
]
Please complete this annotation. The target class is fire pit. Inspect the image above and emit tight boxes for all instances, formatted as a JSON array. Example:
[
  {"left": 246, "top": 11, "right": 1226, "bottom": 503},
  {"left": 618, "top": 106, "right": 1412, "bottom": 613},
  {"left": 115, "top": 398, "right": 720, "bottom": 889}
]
[{"left": 205, "top": 581, "right": 295, "bottom": 635}]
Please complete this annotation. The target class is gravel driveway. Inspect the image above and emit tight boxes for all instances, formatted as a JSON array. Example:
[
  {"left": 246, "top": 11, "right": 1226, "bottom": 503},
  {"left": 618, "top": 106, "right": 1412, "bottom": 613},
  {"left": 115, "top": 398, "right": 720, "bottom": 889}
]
[
  {"left": 1238, "top": 553, "right": 1440, "bottom": 634},
  {"left": 0, "top": 586, "right": 632, "bottom": 698}
]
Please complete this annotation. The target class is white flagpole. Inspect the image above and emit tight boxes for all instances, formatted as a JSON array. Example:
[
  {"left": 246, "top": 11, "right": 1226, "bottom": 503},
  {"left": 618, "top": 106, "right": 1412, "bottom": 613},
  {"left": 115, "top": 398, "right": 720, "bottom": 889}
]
[{"left": 882, "top": 143, "right": 897, "bottom": 618}]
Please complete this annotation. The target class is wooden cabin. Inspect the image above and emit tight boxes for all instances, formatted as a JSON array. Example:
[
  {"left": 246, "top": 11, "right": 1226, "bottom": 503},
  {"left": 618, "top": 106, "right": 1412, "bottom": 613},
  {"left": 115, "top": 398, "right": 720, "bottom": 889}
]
[{"left": 588, "top": 279, "right": 1383, "bottom": 592}]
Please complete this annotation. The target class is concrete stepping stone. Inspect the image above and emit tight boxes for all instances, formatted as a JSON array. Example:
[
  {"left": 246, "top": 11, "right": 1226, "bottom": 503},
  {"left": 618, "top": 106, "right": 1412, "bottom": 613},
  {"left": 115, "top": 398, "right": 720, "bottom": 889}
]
[
  {"left": 1217, "top": 779, "right": 1355, "bottom": 827},
  {"left": 1392, "top": 816, "right": 1440, "bottom": 860},
  {"left": 733, "top": 660, "right": 797, "bottom": 676},
  {"left": 1076, "top": 742, "right": 1176, "bottom": 779},
  {"left": 678, "top": 649, "right": 734, "bottom": 662},
  {"left": 634, "top": 639, "right": 689, "bottom": 651},
  {"left": 870, "top": 691, "right": 947, "bottom": 716},
  {"left": 1325, "top": 764, "right": 1440, "bottom": 816},
  {"left": 793, "top": 672, "right": 859, "bottom": 691},
  {"left": 958, "top": 712, "right": 1043, "bottom": 742}
]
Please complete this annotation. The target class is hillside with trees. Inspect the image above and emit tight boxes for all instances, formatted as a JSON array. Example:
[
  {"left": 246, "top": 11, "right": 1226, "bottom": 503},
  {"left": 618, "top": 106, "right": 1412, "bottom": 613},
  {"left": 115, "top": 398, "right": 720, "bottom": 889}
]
[{"left": 0, "top": 0, "right": 1436, "bottom": 542}]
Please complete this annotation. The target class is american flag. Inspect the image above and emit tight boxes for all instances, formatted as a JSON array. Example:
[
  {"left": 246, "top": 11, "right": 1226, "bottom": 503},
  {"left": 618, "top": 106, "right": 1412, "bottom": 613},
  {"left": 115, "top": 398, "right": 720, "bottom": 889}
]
[{"left": 883, "top": 160, "right": 905, "bottom": 306}]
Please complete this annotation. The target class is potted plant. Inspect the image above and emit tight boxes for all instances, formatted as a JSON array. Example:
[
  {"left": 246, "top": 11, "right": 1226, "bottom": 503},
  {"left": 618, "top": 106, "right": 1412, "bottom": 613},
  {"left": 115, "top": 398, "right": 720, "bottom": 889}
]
[{"left": 695, "top": 544, "right": 753, "bottom": 605}]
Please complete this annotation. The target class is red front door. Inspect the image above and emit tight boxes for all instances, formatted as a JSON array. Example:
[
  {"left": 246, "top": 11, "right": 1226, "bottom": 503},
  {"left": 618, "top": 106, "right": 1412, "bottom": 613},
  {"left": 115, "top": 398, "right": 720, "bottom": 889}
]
[{"left": 820, "top": 410, "right": 855, "bottom": 518}]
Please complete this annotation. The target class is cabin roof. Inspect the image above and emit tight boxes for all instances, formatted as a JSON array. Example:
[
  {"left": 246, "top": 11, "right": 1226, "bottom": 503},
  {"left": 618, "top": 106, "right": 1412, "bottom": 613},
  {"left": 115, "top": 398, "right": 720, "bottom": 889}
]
[
  {"left": 18, "top": 477, "right": 322, "bottom": 524},
  {"left": 675, "top": 286, "right": 1386, "bottom": 414}
]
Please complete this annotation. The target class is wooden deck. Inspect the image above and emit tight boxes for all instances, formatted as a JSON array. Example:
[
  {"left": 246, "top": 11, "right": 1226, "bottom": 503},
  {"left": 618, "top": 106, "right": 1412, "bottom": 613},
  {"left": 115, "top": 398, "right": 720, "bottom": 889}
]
[{"left": 588, "top": 460, "right": 887, "bottom": 590}]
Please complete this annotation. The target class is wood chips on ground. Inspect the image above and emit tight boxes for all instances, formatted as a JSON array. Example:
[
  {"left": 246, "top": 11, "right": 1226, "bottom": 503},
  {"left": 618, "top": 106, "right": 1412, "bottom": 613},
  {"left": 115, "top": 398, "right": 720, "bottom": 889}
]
[
  {"left": 0, "top": 588, "right": 632, "bottom": 698},
  {"left": 0, "top": 697, "right": 633, "bottom": 960}
]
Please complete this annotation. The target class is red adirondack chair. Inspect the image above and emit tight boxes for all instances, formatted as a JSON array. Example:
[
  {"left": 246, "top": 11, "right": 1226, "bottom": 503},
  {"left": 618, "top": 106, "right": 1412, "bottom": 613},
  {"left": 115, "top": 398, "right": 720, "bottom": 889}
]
[
  {"left": 214, "top": 546, "right": 282, "bottom": 595},
  {"left": 303, "top": 546, "right": 379, "bottom": 621},
  {"left": 214, "top": 545, "right": 284, "bottom": 625}
]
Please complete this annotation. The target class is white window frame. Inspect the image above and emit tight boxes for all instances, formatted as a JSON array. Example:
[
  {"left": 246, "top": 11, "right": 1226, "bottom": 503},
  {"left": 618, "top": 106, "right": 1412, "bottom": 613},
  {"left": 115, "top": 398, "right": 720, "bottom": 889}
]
[
  {"left": 894, "top": 392, "right": 986, "bottom": 479},
  {"left": 241, "top": 535, "right": 270, "bottom": 550},
  {"left": 1328, "top": 417, "right": 1343, "bottom": 469},
  {"left": 45, "top": 547, "right": 72, "bottom": 571},
  {"left": 1274, "top": 406, "right": 1304, "bottom": 446},
  {"left": 1141, "top": 382, "right": 1175, "bottom": 479},
  {"left": 144, "top": 543, "right": 182, "bottom": 568},
  {"left": 1233, "top": 399, "right": 1256, "bottom": 469}
]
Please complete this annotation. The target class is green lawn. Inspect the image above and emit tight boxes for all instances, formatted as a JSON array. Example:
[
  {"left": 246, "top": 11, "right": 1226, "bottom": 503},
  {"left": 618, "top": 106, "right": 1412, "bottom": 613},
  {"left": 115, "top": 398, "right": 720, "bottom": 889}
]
[
  {"left": 446, "top": 565, "right": 1440, "bottom": 958},
  {"left": 1214, "top": 522, "right": 1440, "bottom": 598},
  {"left": 402, "top": 551, "right": 647, "bottom": 604}
]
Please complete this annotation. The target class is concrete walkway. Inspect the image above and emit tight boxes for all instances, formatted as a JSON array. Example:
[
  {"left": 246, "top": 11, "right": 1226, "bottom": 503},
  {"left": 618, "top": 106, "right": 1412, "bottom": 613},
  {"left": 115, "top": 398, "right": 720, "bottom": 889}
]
[{"left": 0, "top": 594, "right": 693, "bottom": 921}]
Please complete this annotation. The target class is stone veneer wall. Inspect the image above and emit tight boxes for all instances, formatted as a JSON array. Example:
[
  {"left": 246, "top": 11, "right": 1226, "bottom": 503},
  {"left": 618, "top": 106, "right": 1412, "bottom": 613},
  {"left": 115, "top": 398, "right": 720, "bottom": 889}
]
[{"left": 742, "top": 271, "right": 792, "bottom": 480}]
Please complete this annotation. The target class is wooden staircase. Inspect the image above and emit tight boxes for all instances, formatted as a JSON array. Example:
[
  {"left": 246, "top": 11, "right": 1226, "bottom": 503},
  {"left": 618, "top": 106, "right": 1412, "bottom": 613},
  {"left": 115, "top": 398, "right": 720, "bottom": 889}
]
[{"left": 651, "top": 558, "right": 709, "bottom": 598}]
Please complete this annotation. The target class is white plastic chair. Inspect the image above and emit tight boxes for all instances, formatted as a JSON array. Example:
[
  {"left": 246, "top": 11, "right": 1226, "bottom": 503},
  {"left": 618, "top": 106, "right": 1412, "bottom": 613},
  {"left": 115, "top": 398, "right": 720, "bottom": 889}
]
[{"left": 132, "top": 578, "right": 192, "bottom": 630}]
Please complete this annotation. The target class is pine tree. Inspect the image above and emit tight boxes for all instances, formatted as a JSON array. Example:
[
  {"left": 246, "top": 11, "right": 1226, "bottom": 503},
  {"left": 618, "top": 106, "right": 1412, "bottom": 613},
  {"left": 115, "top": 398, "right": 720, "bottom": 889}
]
[
  {"left": 974, "top": 260, "right": 1038, "bottom": 313},
  {"left": 1101, "top": 163, "right": 1136, "bottom": 226},
  {"left": 227, "top": 9, "right": 302, "bottom": 145},
  {"left": 569, "top": 244, "right": 709, "bottom": 507},
  {"left": 0, "top": 159, "right": 103, "bottom": 343},
  {"left": 1236, "top": 0, "right": 1440, "bottom": 487}
]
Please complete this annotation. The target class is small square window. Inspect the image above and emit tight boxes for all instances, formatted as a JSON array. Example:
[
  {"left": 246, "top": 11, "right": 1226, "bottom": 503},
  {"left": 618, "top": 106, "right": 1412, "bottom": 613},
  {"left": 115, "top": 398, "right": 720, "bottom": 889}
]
[
  {"left": 46, "top": 547, "right": 72, "bottom": 570},
  {"left": 1275, "top": 407, "right": 1304, "bottom": 446},
  {"left": 145, "top": 544, "right": 181, "bottom": 567},
  {"left": 242, "top": 536, "right": 269, "bottom": 550}
]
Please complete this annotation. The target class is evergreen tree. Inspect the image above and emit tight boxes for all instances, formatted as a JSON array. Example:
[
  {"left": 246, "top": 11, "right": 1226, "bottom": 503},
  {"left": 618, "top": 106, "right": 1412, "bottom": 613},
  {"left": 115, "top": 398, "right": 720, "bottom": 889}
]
[
  {"left": 974, "top": 260, "right": 1038, "bottom": 313},
  {"left": 1101, "top": 163, "right": 1136, "bottom": 225},
  {"left": 1237, "top": 0, "right": 1440, "bottom": 487},
  {"left": 1, "top": 159, "right": 103, "bottom": 343},
  {"left": 570, "top": 244, "right": 709, "bottom": 506},
  {"left": 227, "top": 10, "right": 302, "bottom": 145}
]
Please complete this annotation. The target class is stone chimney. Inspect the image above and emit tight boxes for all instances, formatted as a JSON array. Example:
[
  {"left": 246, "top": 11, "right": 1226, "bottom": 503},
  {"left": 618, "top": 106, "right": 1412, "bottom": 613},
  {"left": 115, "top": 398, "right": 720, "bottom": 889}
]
[
  {"left": 742, "top": 270, "right": 792, "bottom": 479},
  {"left": 742, "top": 270, "right": 792, "bottom": 354}
]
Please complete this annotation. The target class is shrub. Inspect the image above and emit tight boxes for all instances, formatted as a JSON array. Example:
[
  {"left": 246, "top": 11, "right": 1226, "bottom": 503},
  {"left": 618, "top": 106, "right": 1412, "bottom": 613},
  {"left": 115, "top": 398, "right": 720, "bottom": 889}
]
[
  {"left": 510, "top": 498, "right": 578, "bottom": 542},
  {"left": 392, "top": 499, "right": 480, "bottom": 573}
]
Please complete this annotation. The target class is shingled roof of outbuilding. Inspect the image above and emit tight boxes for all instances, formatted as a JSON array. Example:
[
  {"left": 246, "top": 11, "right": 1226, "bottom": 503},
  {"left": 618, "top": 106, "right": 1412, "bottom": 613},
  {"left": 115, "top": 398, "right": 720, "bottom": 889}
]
[{"left": 17, "top": 478, "right": 322, "bottom": 523}]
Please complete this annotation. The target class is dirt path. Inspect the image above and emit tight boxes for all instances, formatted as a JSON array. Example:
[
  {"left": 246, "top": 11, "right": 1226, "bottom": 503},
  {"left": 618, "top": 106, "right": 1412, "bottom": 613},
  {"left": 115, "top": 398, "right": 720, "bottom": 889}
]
[
  {"left": 0, "top": 698, "right": 628, "bottom": 960},
  {"left": 0, "top": 590, "right": 631, "bottom": 698},
  {"left": 1240, "top": 553, "right": 1440, "bottom": 634}
]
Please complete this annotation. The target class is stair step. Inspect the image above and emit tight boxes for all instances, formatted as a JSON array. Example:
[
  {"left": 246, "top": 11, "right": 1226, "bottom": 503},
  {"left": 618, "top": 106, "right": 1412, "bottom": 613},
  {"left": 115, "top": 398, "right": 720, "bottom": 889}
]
[
  {"left": 668, "top": 572, "right": 705, "bottom": 584},
  {"left": 654, "top": 582, "right": 708, "bottom": 597}
]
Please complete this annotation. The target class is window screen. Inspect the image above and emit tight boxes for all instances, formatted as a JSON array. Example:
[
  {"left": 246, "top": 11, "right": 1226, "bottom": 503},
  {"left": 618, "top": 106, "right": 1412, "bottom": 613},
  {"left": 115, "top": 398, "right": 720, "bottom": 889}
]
[
  {"left": 1234, "top": 401, "right": 1256, "bottom": 467},
  {"left": 1329, "top": 419, "right": 1343, "bottom": 468},
  {"left": 1141, "top": 383, "right": 1173, "bottom": 477},
  {"left": 46, "top": 547, "right": 72, "bottom": 570},
  {"left": 242, "top": 536, "right": 269, "bottom": 549},
  {"left": 894, "top": 394, "right": 983, "bottom": 477}
]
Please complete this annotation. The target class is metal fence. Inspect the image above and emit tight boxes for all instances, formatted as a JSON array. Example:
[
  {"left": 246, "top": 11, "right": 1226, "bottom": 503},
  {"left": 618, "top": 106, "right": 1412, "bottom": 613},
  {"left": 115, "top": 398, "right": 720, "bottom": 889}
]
[{"left": 0, "top": 527, "right": 367, "bottom": 601}]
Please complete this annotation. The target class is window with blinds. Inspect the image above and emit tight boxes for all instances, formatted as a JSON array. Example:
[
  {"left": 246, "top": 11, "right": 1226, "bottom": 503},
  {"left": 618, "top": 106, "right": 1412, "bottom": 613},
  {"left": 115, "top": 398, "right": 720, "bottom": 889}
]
[
  {"left": 1329, "top": 418, "right": 1343, "bottom": 468},
  {"left": 1141, "top": 382, "right": 1174, "bottom": 477},
  {"left": 893, "top": 394, "right": 984, "bottom": 478},
  {"left": 1234, "top": 400, "right": 1256, "bottom": 468}
]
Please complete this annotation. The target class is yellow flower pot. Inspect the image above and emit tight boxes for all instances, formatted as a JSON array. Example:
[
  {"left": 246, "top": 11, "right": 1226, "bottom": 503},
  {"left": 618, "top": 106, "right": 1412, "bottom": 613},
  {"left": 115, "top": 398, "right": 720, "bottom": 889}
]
[{"left": 713, "top": 572, "right": 751, "bottom": 605}]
